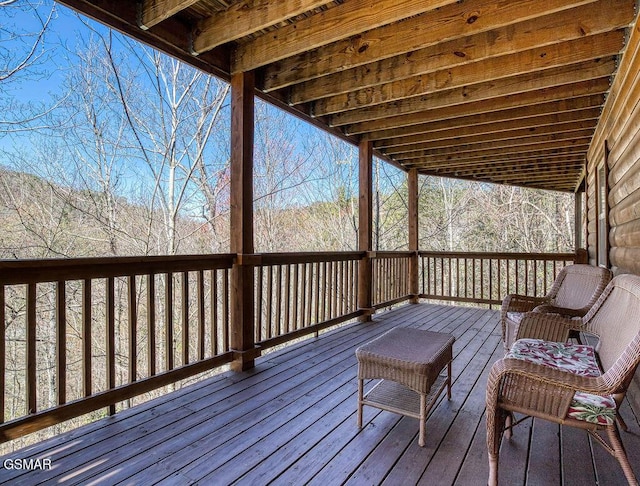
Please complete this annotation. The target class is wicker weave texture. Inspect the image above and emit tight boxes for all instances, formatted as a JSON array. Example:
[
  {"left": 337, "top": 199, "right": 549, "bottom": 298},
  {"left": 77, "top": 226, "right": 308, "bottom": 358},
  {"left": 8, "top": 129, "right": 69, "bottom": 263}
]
[
  {"left": 501, "top": 264, "right": 612, "bottom": 350},
  {"left": 356, "top": 328, "right": 454, "bottom": 394},
  {"left": 487, "top": 274, "right": 640, "bottom": 486}
]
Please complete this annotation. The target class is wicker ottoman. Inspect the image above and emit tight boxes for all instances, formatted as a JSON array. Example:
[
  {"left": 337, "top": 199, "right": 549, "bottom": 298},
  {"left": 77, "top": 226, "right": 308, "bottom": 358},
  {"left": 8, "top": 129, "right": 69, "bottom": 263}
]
[{"left": 356, "top": 327, "right": 454, "bottom": 446}]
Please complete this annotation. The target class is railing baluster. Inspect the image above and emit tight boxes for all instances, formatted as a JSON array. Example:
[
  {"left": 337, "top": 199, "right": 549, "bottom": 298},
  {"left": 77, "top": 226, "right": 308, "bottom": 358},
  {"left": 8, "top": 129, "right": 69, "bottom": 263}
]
[
  {"left": 223, "top": 268, "right": 230, "bottom": 352},
  {"left": 318, "top": 261, "right": 324, "bottom": 322},
  {"left": 128, "top": 276, "right": 137, "bottom": 384},
  {"left": 27, "top": 283, "right": 36, "bottom": 414},
  {"left": 256, "top": 266, "right": 263, "bottom": 343},
  {"left": 106, "top": 277, "right": 115, "bottom": 416},
  {"left": 266, "top": 265, "right": 273, "bottom": 340},
  {"left": 211, "top": 269, "right": 219, "bottom": 355},
  {"left": 83, "top": 279, "right": 92, "bottom": 396},
  {"left": 331, "top": 260, "right": 337, "bottom": 318},
  {"left": 293, "top": 263, "right": 299, "bottom": 331},
  {"left": 57, "top": 281, "right": 66, "bottom": 405},
  {"left": 197, "top": 270, "right": 205, "bottom": 361},
  {"left": 314, "top": 262, "right": 320, "bottom": 325},
  {"left": 147, "top": 275, "right": 156, "bottom": 377},
  {"left": 0, "top": 285, "right": 4, "bottom": 423},
  {"left": 181, "top": 272, "right": 189, "bottom": 366},
  {"left": 301, "top": 263, "right": 308, "bottom": 328},
  {"left": 165, "top": 273, "right": 174, "bottom": 371},
  {"left": 285, "top": 264, "right": 292, "bottom": 333},
  {"left": 276, "top": 265, "right": 283, "bottom": 335}
]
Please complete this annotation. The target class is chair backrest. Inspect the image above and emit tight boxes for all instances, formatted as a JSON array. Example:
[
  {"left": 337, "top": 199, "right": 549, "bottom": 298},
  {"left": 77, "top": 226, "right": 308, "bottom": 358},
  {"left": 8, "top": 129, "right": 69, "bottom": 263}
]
[
  {"left": 548, "top": 264, "right": 612, "bottom": 312},
  {"left": 583, "top": 273, "right": 640, "bottom": 390}
]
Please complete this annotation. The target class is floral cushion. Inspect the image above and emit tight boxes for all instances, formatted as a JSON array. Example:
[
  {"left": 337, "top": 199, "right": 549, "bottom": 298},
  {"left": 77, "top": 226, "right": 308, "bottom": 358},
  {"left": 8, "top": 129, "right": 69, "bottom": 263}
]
[
  {"left": 506, "top": 339, "right": 616, "bottom": 425},
  {"left": 506, "top": 312, "right": 524, "bottom": 324}
]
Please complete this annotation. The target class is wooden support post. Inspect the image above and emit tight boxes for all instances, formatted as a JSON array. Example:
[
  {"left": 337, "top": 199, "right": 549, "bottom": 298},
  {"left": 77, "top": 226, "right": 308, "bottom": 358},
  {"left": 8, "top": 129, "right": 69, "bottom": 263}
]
[
  {"left": 408, "top": 168, "right": 419, "bottom": 303},
  {"left": 358, "top": 140, "right": 373, "bottom": 321},
  {"left": 230, "top": 71, "right": 256, "bottom": 371},
  {"left": 574, "top": 190, "right": 584, "bottom": 251}
]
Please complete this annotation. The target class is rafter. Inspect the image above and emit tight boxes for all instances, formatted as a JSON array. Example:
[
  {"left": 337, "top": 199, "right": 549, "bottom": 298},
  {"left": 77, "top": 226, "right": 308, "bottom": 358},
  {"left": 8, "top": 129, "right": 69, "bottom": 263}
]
[
  {"left": 138, "top": 0, "right": 199, "bottom": 30},
  {"left": 287, "top": 0, "right": 633, "bottom": 103},
  {"left": 313, "top": 31, "right": 623, "bottom": 117},
  {"left": 383, "top": 125, "right": 596, "bottom": 156},
  {"left": 365, "top": 96, "right": 605, "bottom": 141},
  {"left": 376, "top": 111, "right": 600, "bottom": 150},
  {"left": 400, "top": 146, "right": 589, "bottom": 168},
  {"left": 191, "top": 0, "right": 333, "bottom": 54},
  {"left": 344, "top": 78, "right": 611, "bottom": 135},
  {"left": 395, "top": 138, "right": 592, "bottom": 162},
  {"left": 262, "top": 0, "right": 599, "bottom": 91},
  {"left": 407, "top": 154, "right": 585, "bottom": 171},
  {"left": 232, "top": 0, "right": 459, "bottom": 73}
]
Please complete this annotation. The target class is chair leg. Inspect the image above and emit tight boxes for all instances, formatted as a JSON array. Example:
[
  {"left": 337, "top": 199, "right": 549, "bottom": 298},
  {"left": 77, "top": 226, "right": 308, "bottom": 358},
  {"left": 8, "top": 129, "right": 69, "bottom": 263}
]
[
  {"left": 357, "top": 378, "right": 363, "bottom": 429},
  {"left": 486, "top": 407, "right": 507, "bottom": 486},
  {"left": 617, "top": 411, "right": 629, "bottom": 432},
  {"left": 606, "top": 425, "right": 639, "bottom": 486},
  {"left": 488, "top": 455, "right": 498, "bottom": 486}
]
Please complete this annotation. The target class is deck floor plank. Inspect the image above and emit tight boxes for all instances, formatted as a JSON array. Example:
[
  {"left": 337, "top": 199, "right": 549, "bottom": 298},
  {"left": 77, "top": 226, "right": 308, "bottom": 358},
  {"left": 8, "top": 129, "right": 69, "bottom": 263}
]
[{"left": 0, "top": 303, "right": 638, "bottom": 486}]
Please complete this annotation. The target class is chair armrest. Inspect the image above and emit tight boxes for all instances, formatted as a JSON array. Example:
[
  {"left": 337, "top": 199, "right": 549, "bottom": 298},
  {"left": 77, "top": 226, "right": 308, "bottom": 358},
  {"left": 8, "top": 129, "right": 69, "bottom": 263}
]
[
  {"left": 501, "top": 295, "right": 550, "bottom": 343},
  {"left": 515, "top": 313, "right": 583, "bottom": 343},
  {"left": 486, "top": 358, "right": 609, "bottom": 420},
  {"left": 501, "top": 294, "right": 549, "bottom": 315},
  {"left": 532, "top": 303, "right": 586, "bottom": 318}
]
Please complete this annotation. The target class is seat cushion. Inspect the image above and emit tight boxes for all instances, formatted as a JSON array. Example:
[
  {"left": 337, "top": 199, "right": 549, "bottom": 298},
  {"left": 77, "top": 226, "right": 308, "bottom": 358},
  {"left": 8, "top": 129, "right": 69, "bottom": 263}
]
[
  {"left": 506, "top": 339, "right": 616, "bottom": 425},
  {"left": 506, "top": 312, "right": 524, "bottom": 324}
]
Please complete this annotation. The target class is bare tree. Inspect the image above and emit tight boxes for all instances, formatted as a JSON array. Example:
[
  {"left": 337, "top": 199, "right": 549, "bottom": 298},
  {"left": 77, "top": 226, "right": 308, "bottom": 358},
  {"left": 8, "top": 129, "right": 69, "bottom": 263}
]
[{"left": 0, "top": 0, "right": 57, "bottom": 133}]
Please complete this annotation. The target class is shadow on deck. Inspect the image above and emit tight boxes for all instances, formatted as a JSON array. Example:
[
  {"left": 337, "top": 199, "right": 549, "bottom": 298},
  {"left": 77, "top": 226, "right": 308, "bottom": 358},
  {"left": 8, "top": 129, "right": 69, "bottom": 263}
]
[{"left": 0, "top": 303, "right": 638, "bottom": 485}]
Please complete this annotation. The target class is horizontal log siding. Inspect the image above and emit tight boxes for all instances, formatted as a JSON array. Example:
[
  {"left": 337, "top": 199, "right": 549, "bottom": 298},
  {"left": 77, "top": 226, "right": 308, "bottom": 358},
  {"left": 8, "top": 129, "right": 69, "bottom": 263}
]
[{"left": 586, "top": 13, "right": 640, "bottom": 413}]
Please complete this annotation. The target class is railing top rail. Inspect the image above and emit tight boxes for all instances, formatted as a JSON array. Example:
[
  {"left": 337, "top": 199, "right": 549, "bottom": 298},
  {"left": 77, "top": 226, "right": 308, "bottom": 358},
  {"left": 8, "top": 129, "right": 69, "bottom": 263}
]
[
  {"left": 256, "top": 251, "right": 364, "bottom": 265},
  {"left": 369, "top": 251, "right": 415, "bottom": 258},
  {"left": 0, "top": 254, "right": 236, "bottom": 285},
  {"left": 418, "top": 251, "right": 577, "bottom": 260}
]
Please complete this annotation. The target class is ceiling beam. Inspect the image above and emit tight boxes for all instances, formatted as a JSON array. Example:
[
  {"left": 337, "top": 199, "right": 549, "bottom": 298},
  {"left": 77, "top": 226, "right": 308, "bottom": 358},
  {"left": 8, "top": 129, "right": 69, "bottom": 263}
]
[
  {"left": 468, "top": 166, "right": 582, "bottom": 180},
  {"left": 365, "top": 95, "right": 604, "bottom": 141},
  {"left": 408, "top": 154, "right": 585, "bottom": 171},
  {"left": 415, "top": 169, "right": 579, "bottom": 192},
  {"left": 395, "top": 138, "right": 592, "bottom": 161},
  {"left": 262, "top": 0, "right": 599, "bottom": 91},
  {"left": 138, "top": 0, "right": 199, "bottom": 30},
  {"left": 426, "top": 157, "right": 584, "bottom": 171},
  {"left": 401, "top": 146, "right": 589, "bottom": 168},
  {"left": 383, "top": 125, "right": 596, "bottom": 155},
  {"left": 344, "top": 77, "right": 611, "bottom": 135},
  {"left": 312, "top": 31, "right": 623, "bottom": 117},
  {"left": 191, "top": 0, "right": 333, "bottom": 54},
  {"left": 330, "top": 57, "right": 615, "bottom": 126},
  {"left": 287, "top": 0, "right": 634, "bottom": 103},
  {"left": 232, "top": 0, "right": 459, "bottom": 73},
  {"left": 376, "top": 111, "right": 600, "bottom": 149}
]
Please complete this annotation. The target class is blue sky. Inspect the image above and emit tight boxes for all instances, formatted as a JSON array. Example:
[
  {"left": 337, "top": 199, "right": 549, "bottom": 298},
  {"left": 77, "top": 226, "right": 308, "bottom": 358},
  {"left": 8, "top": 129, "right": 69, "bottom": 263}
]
[{"left": 0, "top": 0, "right": 405, "bottom": 209}]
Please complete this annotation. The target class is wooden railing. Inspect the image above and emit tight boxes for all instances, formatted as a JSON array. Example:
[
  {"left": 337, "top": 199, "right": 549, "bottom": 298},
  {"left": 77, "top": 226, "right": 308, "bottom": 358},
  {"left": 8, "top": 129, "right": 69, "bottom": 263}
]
[
  {"left": 371, "top": 251, "right": 413, "bottom": 308},
  {"left": 419, "top": 251, "right": 578, "bottom": 305},
  {"left": 0, "top": 249, "right": 582, "bottom": 441},
  {"left": 0, "top": 255, "right": 235, "bottom": 440},
  {"left": 254, "top": 252, "right": 362, "bottom": 350}
]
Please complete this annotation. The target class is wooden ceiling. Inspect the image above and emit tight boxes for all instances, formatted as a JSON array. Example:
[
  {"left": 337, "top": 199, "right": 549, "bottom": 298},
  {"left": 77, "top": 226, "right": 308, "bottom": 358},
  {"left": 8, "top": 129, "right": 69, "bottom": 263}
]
[{"left": 58, "top": 0, "right": 637, "bottom": 192}]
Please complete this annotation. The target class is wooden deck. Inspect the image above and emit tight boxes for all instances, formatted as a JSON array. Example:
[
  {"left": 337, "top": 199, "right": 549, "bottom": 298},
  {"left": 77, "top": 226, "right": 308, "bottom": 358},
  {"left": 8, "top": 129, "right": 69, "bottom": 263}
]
[{"left": 1, "top": 303, "right": 639, "bottom": 485}]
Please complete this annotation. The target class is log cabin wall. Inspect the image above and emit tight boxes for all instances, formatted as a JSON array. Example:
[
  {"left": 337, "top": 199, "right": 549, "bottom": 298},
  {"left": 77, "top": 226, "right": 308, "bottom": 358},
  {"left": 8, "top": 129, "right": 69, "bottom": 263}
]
[{"left": 586, "top": 12, "right": 640, "bottom": 410}]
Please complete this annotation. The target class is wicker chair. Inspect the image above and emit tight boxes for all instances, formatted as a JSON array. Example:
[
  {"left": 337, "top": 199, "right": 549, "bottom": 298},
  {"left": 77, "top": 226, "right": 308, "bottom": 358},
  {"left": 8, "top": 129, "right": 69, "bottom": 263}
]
[
  {"left": 501, "top": 264, "right": 612, "bottom": 351},
  {"left": 486, "top": 274, "right": 640, "bottom": 486}
]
